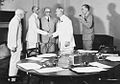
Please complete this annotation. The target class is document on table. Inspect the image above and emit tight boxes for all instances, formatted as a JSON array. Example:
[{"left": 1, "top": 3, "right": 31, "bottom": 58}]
[
  {"left": 77, "top": 49, "right": 98, "bottom": 53},
  {"left": 17, "top": 63, "right": 42, "bottom": 70},
  {"left": 26, "top": 57, "right": 49, "bottom": 62},
  {"left": 101, "top": 54, "right": 119, "bottom": 57},
  {"left": 89, "top": 62, "right": 112, "bottom": 68},
  {"left": 37, "top": 53, "right": 57, "bottom": 57},
  {"left": 106, "top": 56, "right": 120, "bottom": 61},
  {"left": 26, "top": 57, "right": 43, "bottom": 60},
  {"left": 35, "top": 67, "right": 65, "bottom": 73},
  {"left": 71, "top": 67, "right": 106, "bottom": 73}
]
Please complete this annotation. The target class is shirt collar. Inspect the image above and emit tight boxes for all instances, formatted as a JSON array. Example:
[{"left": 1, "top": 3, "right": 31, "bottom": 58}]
[
  {"left": 85, "top": 12, "right": 90, "bottom": 18},
  {"left": 45, "top": 16, "right": 50, "bottom": 19},
  {"left": 33, "top": 13, "right": 38, "bottom": 18},
  {"left": 59, "top": 15, "right": 65, "bottom": 22},
  {"left": 15, "top": 15, "right": 21, "bottom": 21}
]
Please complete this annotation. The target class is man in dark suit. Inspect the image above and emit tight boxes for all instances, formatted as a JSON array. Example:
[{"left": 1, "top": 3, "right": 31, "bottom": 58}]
[{"left": 79, "top": 4, "right": 94, "bottom": 50}]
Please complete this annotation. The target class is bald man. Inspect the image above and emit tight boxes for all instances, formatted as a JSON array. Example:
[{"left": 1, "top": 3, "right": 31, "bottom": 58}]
[{"left": 7, "top": 9, "right": 25, "bottom": 81}]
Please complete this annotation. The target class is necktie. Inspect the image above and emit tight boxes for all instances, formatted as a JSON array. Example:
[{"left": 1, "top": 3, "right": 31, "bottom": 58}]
[{"left": 48, "top": 17, "right": 49, "bottom": 22}]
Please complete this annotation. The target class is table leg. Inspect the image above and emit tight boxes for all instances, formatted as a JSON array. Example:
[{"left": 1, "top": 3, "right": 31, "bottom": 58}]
[{"left": 27, "top": 73, "right": 31, "bottom": 84}]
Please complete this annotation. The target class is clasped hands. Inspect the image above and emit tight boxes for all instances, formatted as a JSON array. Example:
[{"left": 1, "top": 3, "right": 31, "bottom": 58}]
[
  {"left": 47, "top": 33, "right": 54, "bottom": 38},
  {"left": 11, "top": 47, "right": 17, "bottom": 52}
]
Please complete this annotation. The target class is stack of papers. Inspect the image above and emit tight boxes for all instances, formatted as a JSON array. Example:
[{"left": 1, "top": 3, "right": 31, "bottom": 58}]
[
  {"left": 37, "top": 53, "right": 57, "bottom": 57},
  {"left": 106, "top": 56, "right": 120, "bottom": 61},
  {"left": 72, "top": 67, "right": 106, "bottom": 73},
  {"left": 89, "top": 62, "right": 112, "bottom": 68},
  {"left": 35, "top": 67, "right": 65, "bottom": 73},
  {"left": 17, "top": 63, "right": 42, "bottom": 70}
]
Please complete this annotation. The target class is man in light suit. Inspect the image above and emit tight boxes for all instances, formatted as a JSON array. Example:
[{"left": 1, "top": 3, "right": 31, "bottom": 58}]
[
  {"left": 7, "top": 9, "right": 25, "bottom": 81},
  {"left": 41, "top": 7, "right": 57, "bottom": 53},
  {"left": 51, "top": 7, "right": 75, "bottom": 54},
  {"left": 26, "top": 6, "right": 48, "bottom": 50},
  {"left": 79, "top": 4, "right": 94, "bottom": 50}
]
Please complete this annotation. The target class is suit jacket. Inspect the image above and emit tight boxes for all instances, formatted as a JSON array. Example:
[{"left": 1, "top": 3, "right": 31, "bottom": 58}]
[
  {"left": 7, "top": 15, "right": 22, "bottom": 51},
  {"left": 41, "top": 16, "right": 57, "bottom": 43},
  {"left": 53, "top": 15, "right": 75, "bottom": 51},
  {"left": 26, "top": 13, "right": 48, "bottom": 48},
  {"left": 82, "top": 14, "right": 94, "bottom": 40}
]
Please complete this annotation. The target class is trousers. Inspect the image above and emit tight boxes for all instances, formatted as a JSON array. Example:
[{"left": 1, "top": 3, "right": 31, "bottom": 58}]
[
  {"left": 83, "top": 40, "right": 93, "bottom": 50},
  {"left": 9, "top": 50, "right": 21, "bottom": 76}
]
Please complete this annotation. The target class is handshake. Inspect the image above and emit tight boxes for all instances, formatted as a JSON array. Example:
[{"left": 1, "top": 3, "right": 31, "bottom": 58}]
[{"left": 47, "top": 33, "right": 54, "bottom": 38}]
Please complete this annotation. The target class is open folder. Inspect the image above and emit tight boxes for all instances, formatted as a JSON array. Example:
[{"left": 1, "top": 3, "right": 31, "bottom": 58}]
[{"left": 17, "top": 63, "right": 42, "bottom": 70}]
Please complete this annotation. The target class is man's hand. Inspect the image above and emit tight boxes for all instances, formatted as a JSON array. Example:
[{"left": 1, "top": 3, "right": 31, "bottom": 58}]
[
  {"left": 48, "top": 33, "right": 53, "bottom": 38},
  {"left": 45, "top": 31, "right": 49, "bottom": 35},
  {"left": 11, "top": 47, "right": 17, "bottom": 52},
  {"left": 65, "top": 41, "right": 70, "bottom": 47},
  {"left": 79, "top": 15, "right": 84, "bottom": 22}
]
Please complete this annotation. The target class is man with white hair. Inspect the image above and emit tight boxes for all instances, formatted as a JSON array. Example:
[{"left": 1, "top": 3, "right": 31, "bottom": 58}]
[
  {"left": 7, "top": 9, "right": 25, "bottom": 81},
  {"left": 51, "top": 7, "right": 75, "bottom": 54}
]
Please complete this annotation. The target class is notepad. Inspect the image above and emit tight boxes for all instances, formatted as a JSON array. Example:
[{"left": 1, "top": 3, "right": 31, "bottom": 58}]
[
  {"left": 17, "top": 63, "right": 42, "bottom": 70},
  {"left": 89, "top": 62, "right": 112, "bottom": 68},
  {"left": 71, "top": 67, "right": 106, "bottom": 73},
  {"left": 106, "top": 56, "right": 120, "bottom": 61},
  {"left": 35, "top": 67, "right": 65, "bottom": 73}
]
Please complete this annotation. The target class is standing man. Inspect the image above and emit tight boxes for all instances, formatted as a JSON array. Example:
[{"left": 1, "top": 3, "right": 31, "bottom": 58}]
[
  {"left": 41, "top": 7, "right": 57, "bottom": 53},
  {"left": 51, "top": 7, "right": 75, "bottom": 54},
  {"left": 79, "top": 4, "right": 94, "bottom": 50},
  {"left": 26, "top": 6, "right": 48, "bottom": 50},
  {"left": 7, "top": 9, "right": 25, "bottom": 81}
]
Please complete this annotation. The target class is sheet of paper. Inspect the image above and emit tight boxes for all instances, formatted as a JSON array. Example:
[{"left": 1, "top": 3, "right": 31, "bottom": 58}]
[
  {"left": 72, "top": 67, "right": 106, "bottom": 73},
  {"left": 26, "top": 57, "right": 43, "bottom": 61},
  {"left": 37, "top": 53, "right": 57, "bottom": 57},
  {"left": 106, "top": 56, "right": 120, "bottom": 61},
  {"left": 101, "top": 54, "right": 119, "bottom": 57},
  {"left": 77, "top": 50, "right": 98, "bottom": 53},
  {"left": 26, "top": 57, "right": 49, "bottom": 62},
  {"left": 17, "top": 63, "right": 42, "bottom": 70},
  {"left": 35, "top": 67, "right": 65, "bottom": 73},
  {"left": 89, "top": 62, "right": 112, "bottom": 68}
]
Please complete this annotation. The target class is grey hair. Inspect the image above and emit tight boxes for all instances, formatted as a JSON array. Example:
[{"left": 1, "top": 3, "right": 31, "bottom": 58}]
[{"left": 15, "top": 9, "right": 24, "bottom": 15}]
